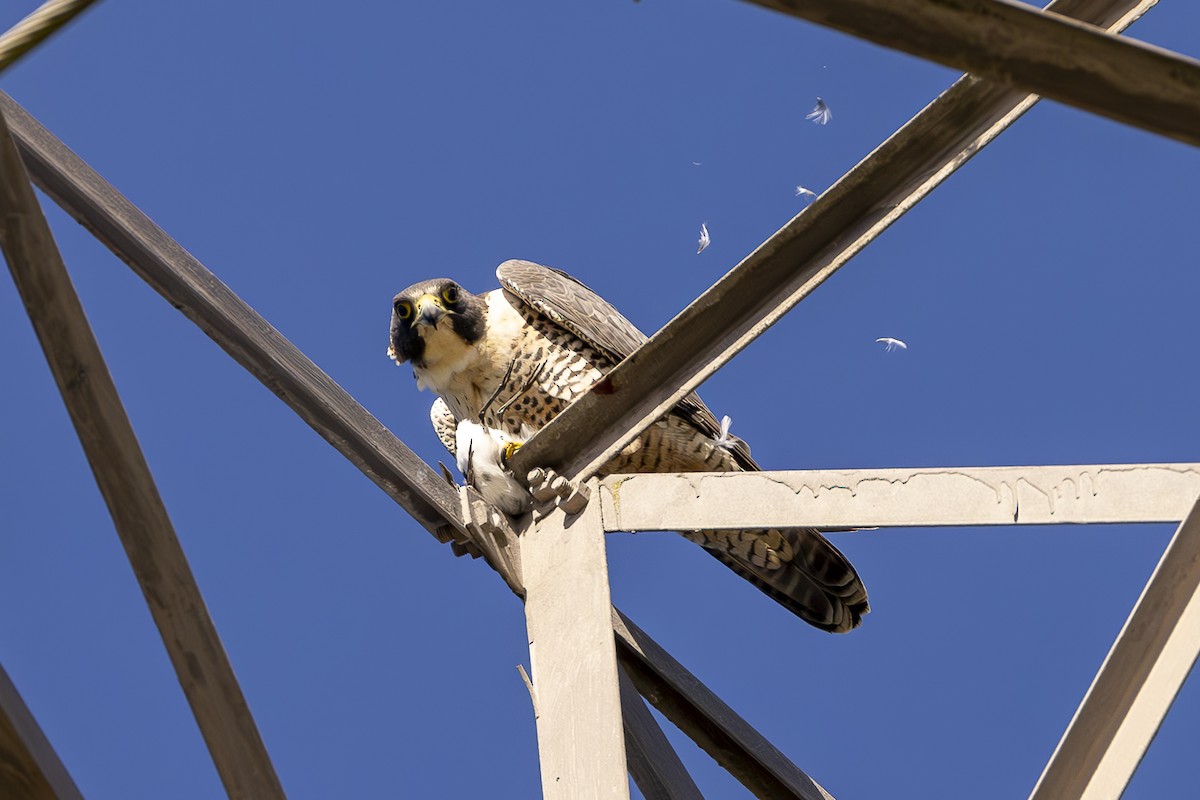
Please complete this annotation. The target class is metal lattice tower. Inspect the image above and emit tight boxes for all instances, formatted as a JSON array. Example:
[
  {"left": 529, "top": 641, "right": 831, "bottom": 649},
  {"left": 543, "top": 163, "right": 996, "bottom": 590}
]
[{"left": 2, "top": 1, "right": 1199, "bottom": 798}]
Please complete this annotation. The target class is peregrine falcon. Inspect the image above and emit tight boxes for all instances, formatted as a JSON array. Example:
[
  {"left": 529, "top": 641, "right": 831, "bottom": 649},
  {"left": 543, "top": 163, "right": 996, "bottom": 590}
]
[{"left": 388, "top": 260, "right": 869, "bottom": 632}]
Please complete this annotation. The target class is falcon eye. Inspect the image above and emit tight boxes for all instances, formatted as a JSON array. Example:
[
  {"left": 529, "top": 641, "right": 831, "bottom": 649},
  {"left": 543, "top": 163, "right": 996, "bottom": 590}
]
[
  {"left": 394, "top": 301, "right": 413, "bottom": 320},
  {"left": 441, "top": 286, "right": 460, "bottom": 304}
]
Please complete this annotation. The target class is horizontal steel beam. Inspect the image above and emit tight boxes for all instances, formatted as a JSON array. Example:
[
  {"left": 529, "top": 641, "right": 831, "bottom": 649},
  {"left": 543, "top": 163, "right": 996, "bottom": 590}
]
[
  {"left": 507, "top": 0, "right": 1157, "bottom": 485},
  {"left": 0, "top": 90, "right": 466, "bottom": 542},
  {"left": 598, "top": 464, "right": 1200, "bottom": 531},
  {"left": 746, "top": 0, "right": 1198, "bottom": 148},
  {"left": 1029, "top": 489, "right": 1200, "bottom": 799},
  {"left": 0, "top": 662, "right": 83, "bottom": 800}
]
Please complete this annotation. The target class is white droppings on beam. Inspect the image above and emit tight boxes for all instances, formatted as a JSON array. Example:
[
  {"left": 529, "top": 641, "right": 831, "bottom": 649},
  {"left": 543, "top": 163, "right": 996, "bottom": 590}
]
[{"left": 598, "top": 464, "right": 1200, "bottom": 532}]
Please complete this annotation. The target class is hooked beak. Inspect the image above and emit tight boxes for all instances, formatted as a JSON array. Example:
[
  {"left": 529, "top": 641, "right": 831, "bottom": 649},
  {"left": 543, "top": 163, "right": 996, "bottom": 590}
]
[{"left": 414, "top": 294, "right": 445, "bottom": 328}]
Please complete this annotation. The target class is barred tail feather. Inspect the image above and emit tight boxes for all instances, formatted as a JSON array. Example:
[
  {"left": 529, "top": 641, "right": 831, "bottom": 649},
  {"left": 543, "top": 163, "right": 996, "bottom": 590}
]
[{"left": 684, "top": 527, "right": 869, "bottom": 633}]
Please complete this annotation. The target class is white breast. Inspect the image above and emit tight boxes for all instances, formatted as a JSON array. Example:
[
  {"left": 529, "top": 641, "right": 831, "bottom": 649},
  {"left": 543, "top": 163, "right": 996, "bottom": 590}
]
[{"left": 412, "top": 289, "right": 527, "bottom": 421}]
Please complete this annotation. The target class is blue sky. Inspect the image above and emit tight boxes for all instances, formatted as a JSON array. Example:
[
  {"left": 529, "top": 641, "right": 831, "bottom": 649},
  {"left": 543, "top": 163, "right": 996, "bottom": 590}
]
[{"left": 2, "top": 1, "right": 1198, "bottom": 798}]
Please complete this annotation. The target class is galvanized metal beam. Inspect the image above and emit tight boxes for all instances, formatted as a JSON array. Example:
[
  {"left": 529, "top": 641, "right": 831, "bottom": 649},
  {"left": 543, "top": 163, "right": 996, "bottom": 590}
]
[
  {"left": 746, "top": 0, "right": 1198, "bottom": 148},
  {"left": 0, "top": 104, "right": 284, "bottom": 800},
  {"left": 1029, "top": 491, "right": 1200, "bottom": 800},
  {"left": 598, "top": 464, "right": 1200, "bottom": 532},
  {"left": 506, "top": 0, "right": 1157, "bottom": 485},
  {"left": 0, "top": 90, "right": 465, "bottom": 542},
  {"left": 0, "top": 662, "right": 84, "bottom": 800},
  {"left": 522, "top": 501, "right": 629, "bottom": 800},
  {"left": 0, "top": 0, "right": 101, "bottom": 75}
]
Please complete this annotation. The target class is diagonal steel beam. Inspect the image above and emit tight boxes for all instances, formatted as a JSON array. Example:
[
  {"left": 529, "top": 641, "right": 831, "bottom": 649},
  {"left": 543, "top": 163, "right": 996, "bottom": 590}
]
[
  {"left": 614, "top": 610, "right": 835, "bottom": 800},
  {"left": 745, "top": 0, "right": 1199, "bottom": 148},
  {"left": 0, "top": 0, "right": 101, "bottom": 75},
  {"left": 1029, "top": 491, "right": 1200, "bottom": 800},
  {"left": 0, "top": 90, "right": 465, "bottom": 542},
  {"left": 0, "top": 661, "right": 84, "bottom": 800},
  {"left": 0, "top": 104, "right": 284, "bottom": 800},
  {"left": 507, "top": 0, "right": 1157, "bottom": 485},
  {"left": 619, "top": 666, "right": 705, "bottom": 800}
]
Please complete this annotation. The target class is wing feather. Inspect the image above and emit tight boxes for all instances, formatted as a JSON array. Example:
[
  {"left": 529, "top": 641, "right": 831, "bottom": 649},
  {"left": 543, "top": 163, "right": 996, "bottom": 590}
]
[
  {"left": 430, "top": 397, "right": 458, "bottom": 455},
  {"left": 496, "top": 259, "right": 756, "bottom": 469}
]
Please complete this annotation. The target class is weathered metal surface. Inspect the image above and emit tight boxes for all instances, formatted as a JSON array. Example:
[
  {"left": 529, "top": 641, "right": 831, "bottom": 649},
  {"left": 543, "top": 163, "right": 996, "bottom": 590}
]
[{"left": 599, "top": 464, "right": 1200, "bottom": 531}]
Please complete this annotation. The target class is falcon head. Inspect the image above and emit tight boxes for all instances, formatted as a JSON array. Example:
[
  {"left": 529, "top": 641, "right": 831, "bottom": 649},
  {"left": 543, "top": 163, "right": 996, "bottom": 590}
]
[{"left": 387, "top": 278, "right": 487, "bottom": 366}]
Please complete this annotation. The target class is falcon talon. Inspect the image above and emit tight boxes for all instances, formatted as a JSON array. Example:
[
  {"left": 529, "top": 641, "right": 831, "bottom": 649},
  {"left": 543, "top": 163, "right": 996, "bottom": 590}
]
[
  {"left": 501, "top": 441, "right": 523, "bottom": 464},
  {"left": 454, "top": 422, "right": 531, "bottom": 515}
]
